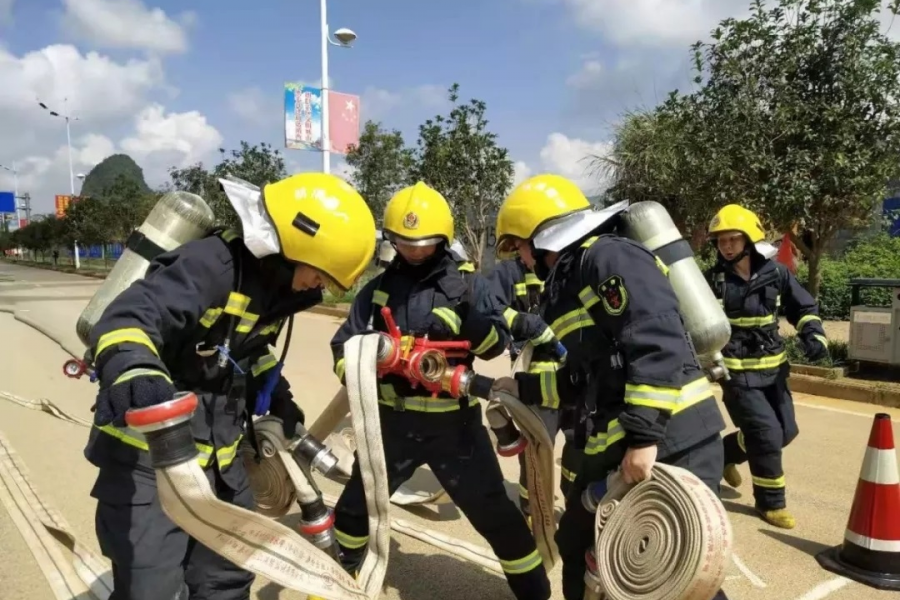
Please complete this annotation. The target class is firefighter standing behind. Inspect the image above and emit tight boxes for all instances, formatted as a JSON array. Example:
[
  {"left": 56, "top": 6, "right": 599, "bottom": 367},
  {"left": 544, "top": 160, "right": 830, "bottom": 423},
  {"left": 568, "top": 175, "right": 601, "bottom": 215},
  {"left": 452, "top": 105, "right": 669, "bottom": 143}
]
[
  {"left": 84, "top": 173, "right": 377, "bottom": 600},
  {"left": 491, "top": 174, "right": 730, "bottom": 600},
  {"left": 488, "top": 257, "right": 583, "bottom": 522},
  {"left": 706, "top": 204, "right": 828, "bottom": 529},
  {"left": 326, "top": 182, "right": 552, "bottom": 600}
]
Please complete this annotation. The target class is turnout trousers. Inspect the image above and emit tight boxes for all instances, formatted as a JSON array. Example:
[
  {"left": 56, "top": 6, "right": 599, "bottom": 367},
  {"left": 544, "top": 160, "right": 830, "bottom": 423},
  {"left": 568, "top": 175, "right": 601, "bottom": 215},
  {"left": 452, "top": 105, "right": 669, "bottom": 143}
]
[
  {"left": 91, "top": 461, "right": 255, "bottom": 600},
  {"left": 721, "top": 372, "right": 799, "bottom": 510},
  {"left": 516, "top": 406, "right": 583, "bottom": 517},
  {"left": 333, "top": 405, "right": 551, "bottom": 600},
  {"left": 555, "top": 434, "right": 730, "bottom": 600}
]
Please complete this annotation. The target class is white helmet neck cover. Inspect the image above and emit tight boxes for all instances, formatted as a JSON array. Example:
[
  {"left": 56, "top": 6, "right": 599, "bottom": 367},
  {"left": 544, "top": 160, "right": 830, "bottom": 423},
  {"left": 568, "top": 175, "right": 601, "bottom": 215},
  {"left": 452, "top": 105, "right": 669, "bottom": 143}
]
[
  {"left": 449, "top": 240, "right": 469, "bottom": 261},
  {"left": 754, "top": 241, "right": 777, "bottom": 260},
  {"left": 219, "top": 177, "right": 280, "bottom": 259},
  {"left": 531, "top": 200, "right": 629, "bottom": 253}
]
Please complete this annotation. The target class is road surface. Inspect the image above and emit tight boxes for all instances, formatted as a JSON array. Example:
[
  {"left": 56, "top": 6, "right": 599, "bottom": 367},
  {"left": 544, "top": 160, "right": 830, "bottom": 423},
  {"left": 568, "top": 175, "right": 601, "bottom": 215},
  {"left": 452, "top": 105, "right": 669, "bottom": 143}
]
[{"left": 0, "top": 260, "right": 897, "bottom": 600}]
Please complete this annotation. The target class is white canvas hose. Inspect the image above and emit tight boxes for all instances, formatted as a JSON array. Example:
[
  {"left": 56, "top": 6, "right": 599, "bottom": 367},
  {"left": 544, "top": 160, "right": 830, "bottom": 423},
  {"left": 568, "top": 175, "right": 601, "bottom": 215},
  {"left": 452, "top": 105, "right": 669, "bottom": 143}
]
[{"left": 585, "top": 465, "right": 733, "bottom": 600}]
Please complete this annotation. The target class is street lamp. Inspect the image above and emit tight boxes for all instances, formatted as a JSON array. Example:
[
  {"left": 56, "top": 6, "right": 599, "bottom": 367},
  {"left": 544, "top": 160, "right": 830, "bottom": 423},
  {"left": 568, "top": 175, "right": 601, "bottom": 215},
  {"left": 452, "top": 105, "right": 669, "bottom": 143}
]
[
  {"left": 38, "top": 98, "right": 81, "bottom": 268},
  {"left": 320, "top": 0, "right": 356, "bottom": 175}
]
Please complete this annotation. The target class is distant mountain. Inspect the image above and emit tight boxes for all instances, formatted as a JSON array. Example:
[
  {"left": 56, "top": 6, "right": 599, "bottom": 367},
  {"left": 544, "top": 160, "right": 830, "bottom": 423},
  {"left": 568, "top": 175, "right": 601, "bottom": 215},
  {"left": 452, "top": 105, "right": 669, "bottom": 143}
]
[{"left": 80, "top": 154, "right": 151, "bottom": 198}]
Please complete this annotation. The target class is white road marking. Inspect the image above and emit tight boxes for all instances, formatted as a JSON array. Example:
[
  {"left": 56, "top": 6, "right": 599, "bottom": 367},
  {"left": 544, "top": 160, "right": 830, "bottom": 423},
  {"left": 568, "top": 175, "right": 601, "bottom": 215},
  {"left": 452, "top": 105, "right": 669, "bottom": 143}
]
[
  {"left": 732, "top": 553, "right": 767, "bottom": 588},
  {"left": 795, "top": 401, "right": 900, "bottom": 423},
  {"left": 794, "top": 576, "right": 852, "bottom": 600}
]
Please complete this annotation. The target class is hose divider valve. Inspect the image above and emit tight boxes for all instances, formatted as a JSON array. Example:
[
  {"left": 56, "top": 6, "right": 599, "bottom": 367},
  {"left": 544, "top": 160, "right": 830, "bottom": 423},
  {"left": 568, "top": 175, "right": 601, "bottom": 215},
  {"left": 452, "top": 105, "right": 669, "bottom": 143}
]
[{"left": 125, "top": 391, "right": 200, "bottom": 468}]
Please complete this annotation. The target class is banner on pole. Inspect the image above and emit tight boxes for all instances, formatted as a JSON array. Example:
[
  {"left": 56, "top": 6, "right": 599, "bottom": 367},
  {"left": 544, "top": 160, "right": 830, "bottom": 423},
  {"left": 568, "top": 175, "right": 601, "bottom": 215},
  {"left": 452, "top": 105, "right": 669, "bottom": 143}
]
[
  {"left": 327, "top": 90, "right": 361, "bottom": 155},
  {"left": 55, "top": 194, "right": 72, "bottom": 219},
  {"left": 284, "top": 83, "right": 323, "bottom": 151}
]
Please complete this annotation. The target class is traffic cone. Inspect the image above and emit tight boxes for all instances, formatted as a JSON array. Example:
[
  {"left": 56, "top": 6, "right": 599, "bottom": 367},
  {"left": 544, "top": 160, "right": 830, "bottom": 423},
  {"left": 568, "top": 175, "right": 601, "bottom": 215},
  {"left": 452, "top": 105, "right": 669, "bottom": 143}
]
[{"left": 816, "top": 413, "right": 900, "bottom": 590}]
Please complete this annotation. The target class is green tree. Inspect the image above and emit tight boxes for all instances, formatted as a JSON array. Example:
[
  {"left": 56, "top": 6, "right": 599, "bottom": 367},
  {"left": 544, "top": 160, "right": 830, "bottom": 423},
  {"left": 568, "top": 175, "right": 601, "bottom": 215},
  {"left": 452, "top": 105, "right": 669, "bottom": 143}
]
[
  {"left": 81, "top": 154, "right": 151, "bottom": 199},
  {"left": 344, "top": 121, "right": 414, "bottom": 223},
  {"left": 688, "top": 0, "right": 900, "bottom": 296},
  {"left": 409, "top": 83, "right": 514, "bottom": 267},
  {"left": 169, "top": 141, "right": 287, "bottom": 229}
]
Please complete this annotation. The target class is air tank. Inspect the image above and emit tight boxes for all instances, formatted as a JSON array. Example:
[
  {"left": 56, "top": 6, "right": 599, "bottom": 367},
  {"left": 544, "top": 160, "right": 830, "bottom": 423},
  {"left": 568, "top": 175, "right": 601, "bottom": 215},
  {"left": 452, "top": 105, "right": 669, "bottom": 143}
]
[
  {"left": 76, "top": 191, "right": 216, "bottom": 347},
  {"left": 618, "top": 201, "right": 732, "bottom": 380}
]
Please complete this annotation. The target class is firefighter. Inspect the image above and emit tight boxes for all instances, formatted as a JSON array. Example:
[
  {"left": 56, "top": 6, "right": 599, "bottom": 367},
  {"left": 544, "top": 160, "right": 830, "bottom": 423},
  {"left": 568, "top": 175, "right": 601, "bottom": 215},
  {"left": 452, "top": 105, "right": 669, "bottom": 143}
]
[
  {"left": 490, "top": 174, "right": 730, "bottom": 600},
  {"left": 707, "top": 204, "right": 828, "bottom": 529},
  {"left": 84, "top": 173, "right": 377, "bottom": 600},
  {"left": 326, "top": 182, "right": 552, "bottom": 600},
  {"left": 488, "top": 257, "right": 582, "bottom": 521}
]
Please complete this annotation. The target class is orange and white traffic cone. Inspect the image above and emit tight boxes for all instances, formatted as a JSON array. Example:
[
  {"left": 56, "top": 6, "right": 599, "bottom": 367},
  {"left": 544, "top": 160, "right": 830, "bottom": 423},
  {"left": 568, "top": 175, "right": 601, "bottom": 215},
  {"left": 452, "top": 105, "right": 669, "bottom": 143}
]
[{"left": 816, "top": 413, "right": 900, "bottom": 590}]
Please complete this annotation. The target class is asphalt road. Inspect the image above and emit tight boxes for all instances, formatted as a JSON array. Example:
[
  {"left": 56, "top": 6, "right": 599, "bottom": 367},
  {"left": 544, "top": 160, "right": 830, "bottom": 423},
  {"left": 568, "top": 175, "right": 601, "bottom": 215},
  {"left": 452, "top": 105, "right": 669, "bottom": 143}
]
[{"left": 0, "top": 260, "right": 897, "bottom": 600}]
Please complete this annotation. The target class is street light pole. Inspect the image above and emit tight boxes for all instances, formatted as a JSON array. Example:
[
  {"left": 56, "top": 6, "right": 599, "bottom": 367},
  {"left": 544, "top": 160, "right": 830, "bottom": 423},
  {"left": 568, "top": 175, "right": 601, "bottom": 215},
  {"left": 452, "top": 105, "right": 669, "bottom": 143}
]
[
  {"left": 38, "top": 98, "right": 80, "bottom": 269},
  {"left": 319, "top": 2, "right": 357, "bottom": 176},
  {"left": 320, "top": 0, "right": 331, "bottom": 175}
]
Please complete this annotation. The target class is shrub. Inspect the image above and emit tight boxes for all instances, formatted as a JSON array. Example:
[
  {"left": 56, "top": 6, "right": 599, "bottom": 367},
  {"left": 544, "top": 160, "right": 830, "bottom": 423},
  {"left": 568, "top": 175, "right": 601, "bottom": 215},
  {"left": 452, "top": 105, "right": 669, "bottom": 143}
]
[
  {"left": 797, "top": 234, "right": 900, "bottom": 320},
  {"left": 784, "top": 333, "right": 849, "bottom": 367}
]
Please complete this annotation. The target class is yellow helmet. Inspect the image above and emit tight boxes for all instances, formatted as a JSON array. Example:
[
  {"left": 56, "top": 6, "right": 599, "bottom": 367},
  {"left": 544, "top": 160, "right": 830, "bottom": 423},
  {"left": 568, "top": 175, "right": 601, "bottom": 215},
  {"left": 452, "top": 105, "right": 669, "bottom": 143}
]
[
  {"left": 495, "top": 174, "right": 590, "bottom": 257},
  {"left": 262, "top": 173, "right": 376, "bottom": 290},
  {"left": 708, "top": 204, "right": 765, "bottom": 244},
  {"left": 383, "top": 182, "right": 453, "bottom": 245}
]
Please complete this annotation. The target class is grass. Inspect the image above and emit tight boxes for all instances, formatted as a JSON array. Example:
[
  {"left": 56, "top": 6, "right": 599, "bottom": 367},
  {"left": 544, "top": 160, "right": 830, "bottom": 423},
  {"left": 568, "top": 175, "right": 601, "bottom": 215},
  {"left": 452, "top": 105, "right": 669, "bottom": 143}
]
[{"left": 783, "top": 333, "right": 850, "bottom": 368}]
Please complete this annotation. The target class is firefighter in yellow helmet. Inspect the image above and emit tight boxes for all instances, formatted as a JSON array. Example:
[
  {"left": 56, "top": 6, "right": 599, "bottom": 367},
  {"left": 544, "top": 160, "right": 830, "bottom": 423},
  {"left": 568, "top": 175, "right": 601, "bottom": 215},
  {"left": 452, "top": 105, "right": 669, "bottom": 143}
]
[
  {"left": 706, "top": 204, "right": 828, "bottom": 529},
  {"left": 491, "top": 174, "right": 729, "bottom": 600},
  {"left": 84, "top": 172, "right": 376, "bottom": 600},
  {"left": 327, "top": 181, "right": 552, "bottom": 600}
]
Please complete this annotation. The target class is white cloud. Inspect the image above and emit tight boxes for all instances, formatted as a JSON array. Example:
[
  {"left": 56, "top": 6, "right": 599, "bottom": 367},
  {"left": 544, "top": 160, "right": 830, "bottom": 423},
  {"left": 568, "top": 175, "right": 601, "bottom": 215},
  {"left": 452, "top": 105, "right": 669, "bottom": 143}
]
[
  {"left": 0, "top": 43, "right": 222, "bottom": 215},
  {"left": 360, "top": 84, "right": 450, "bottom": 122},
  {"left": 228, "top": 86, "right": 271, "bottom": 125},
  {"left": 60, "top": 0, "right": 194, "bottom": 54},
  {"left": 513, "top": 133, "right": 612, "bottom": 196}
]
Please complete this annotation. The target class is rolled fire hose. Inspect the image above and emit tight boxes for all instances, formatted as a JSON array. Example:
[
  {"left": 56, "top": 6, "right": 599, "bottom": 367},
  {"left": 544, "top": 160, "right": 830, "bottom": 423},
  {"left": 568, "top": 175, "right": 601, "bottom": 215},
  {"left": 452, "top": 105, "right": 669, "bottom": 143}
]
[{"left": 582, "top": 457, "right": 733, "bottom": 600}]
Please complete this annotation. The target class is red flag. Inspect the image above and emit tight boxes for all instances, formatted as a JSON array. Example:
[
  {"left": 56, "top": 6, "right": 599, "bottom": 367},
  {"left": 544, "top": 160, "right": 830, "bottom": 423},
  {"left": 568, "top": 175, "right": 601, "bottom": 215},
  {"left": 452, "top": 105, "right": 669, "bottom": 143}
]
[
  {"left": 776, "top": 232, "right": 797, "bottom": 273},
  {"left": 327, "top": 91, "right": 361, "bottom": 155}
]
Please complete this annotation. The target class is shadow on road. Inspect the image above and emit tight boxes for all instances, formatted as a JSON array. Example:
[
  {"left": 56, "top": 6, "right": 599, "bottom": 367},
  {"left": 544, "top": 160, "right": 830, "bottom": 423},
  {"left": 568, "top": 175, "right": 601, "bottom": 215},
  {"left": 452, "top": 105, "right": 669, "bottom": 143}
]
[{"left": 759, "top": 528, "right": 833, "bottom": 558}]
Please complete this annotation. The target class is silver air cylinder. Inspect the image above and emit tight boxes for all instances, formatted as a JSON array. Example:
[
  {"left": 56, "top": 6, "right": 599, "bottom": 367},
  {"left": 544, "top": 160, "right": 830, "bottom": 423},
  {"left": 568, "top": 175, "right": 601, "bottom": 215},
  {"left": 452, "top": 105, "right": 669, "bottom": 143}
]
[
  {"left": 76, "top": 192, "right": 216, "bottom": 347},
  {"left": 618, "top": 201, "right": 732, "bottom": 380}
]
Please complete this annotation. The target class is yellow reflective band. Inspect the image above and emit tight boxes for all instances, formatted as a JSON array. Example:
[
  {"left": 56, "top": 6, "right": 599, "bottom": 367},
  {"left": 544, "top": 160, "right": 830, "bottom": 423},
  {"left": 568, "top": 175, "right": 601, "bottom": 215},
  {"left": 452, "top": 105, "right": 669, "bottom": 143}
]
[
  {"left": 432, "top": 307, "right": 462, "bottom": 335},
  {"left": 95, "top": 327, "right": 159, "bottom": 359},
  {"left": 561, "top": 467, "right": 577, "bottom": 482},
  {"left": 499, "top": 549, "right": 543, "bottom": 575},
  {"left": 578, "top": 286, "right": 600, "bottom": 310},
  {"left": 518, "top": 483, "right": 529, "bottom": 499},
  {"left": 723, "top": 352, "right": 787, "bottom": 371},
  {"left": 378, "top": 384, "right": 478, "bottom": 412},
  {"left": 458, "top": 262, "right": 475, "bottom": 272},
  {"left": 200, "top": 307, "right": 224, "bottom": 328},
  {"left": 585, "top": 419, "right": 625, "bottom": 456},
  {"left": 737, "top": 431, "right": 746, "bottom": 453},
  {"left": 235, "top": 311, "right": 259, "bottom": 334},
  {"left": 539, "top": 370, "right": 560, "bottom": 409},
  {"left": 251, "top": 353, "right": 278, "bottom": 377},
  {"left": 549, "top": 308, "right": 594, "bottom": 340},
  {"left": 215, "top": 436, "right": 243, "bottom": 469},
  {"left": 654, "top": 256, "right": 670, "bottom": 277},
  {"left": 524, "top": 272, "right": 543, "bottom": 288},
  {"left": 97, "top": 425, "right": 223, "bottom": 468},
  {"left": 728, "top": 314, "right": 777, "bottom": 328},
  {"left": 623, "top": 376, "right": 712, "bottom": 414},
  {"left": 797, "top": 314, "right": 822, "bottom": 329},
  {"left": 473, "top": 326, "right": 499, "bottom": 355},
  {"left": 814, "top": 334, "right": 828, "bottom": 348},
  {"left": 580, "top": 236, "right": 600, "bottom": 249},
  {"left": 527, "top": 361, "right": 560, "bottom": 374},
  {"left": 223, "top": 292, "right": 251, "bottom": 317},
  {"left": 531, "top": 327, "right": 555, "bottom": 346},
  {"left": 514, "top": 283, "right": 528, "bottom": 296},
  {"left": 334, "top": 357, "right": 346, "bottom": 381},
  {"left": 113, "top": 368, "right": 172, "bottom": 386},
  {"left": 335, "top": 528, "right": 369, "bottom": 550},
  {"left": 259, "top": 320, "right": 284, "bottom": 336},
  {"left": 503, "top": 307, "right": 518, "bottom": 329},
  {"left": 752, "top": 475, "right": 785, "bottom": 489},
  {"left": 219, "top": 229, "right": 240, "bottom": 242},
  {"left": 373, "top": 290, "right": 389, "bottom": 307}
]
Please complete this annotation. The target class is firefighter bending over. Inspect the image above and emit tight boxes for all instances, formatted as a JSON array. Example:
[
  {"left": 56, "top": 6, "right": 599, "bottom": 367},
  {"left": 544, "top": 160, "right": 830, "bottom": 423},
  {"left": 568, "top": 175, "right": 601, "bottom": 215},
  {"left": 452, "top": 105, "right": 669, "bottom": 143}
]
[
  {"left": 84, "top": 173, "right": 377, "bottom": 600},
  {"left": 325, "top": 182, "right": 552, "bottom": 600},
  {"left": 488, "top": 256, "right": 582, "bottom": 522},
  {"left": 491, "top": 174, "right": 730, "bottom": 600},
  {"left": 706, "top": 204, "right": 828, "bottom": 529}
]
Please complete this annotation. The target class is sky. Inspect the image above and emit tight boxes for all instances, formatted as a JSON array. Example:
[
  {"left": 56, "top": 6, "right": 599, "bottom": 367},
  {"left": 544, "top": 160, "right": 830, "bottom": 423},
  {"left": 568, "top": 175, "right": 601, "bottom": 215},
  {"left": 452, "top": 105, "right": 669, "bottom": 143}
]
[{"left": 1, "top": 0, "right": 898, "bottom": 216}]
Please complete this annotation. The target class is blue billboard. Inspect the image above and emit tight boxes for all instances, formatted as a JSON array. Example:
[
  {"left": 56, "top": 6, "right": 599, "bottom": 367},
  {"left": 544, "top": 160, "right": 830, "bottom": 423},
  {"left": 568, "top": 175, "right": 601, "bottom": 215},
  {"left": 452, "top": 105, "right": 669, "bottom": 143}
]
[{"left": 0, "top": 191, "right": 14, "bottom": 214}]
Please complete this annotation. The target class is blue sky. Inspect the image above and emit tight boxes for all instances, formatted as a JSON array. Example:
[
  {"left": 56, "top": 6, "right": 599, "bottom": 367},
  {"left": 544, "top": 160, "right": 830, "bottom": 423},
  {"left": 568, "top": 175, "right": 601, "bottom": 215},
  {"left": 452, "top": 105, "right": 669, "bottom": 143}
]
[{"left": 3, "top": 0, "right": 894, "bottom": 215}]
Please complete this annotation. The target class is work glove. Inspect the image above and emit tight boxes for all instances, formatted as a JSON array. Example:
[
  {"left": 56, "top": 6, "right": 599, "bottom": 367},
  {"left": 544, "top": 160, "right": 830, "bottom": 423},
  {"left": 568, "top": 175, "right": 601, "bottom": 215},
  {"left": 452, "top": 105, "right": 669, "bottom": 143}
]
[
  {"left": 94, "top": 368, "right": 177, "bottom": 427},
  {"left": 268, "top": 377, "right": 306, "bottom": 439},
  {"left": 512, "top": 313, "right": 567, "bottom": 362},
  {"left": 800, "top": 332, "right": 829, "bottom": 363}
]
